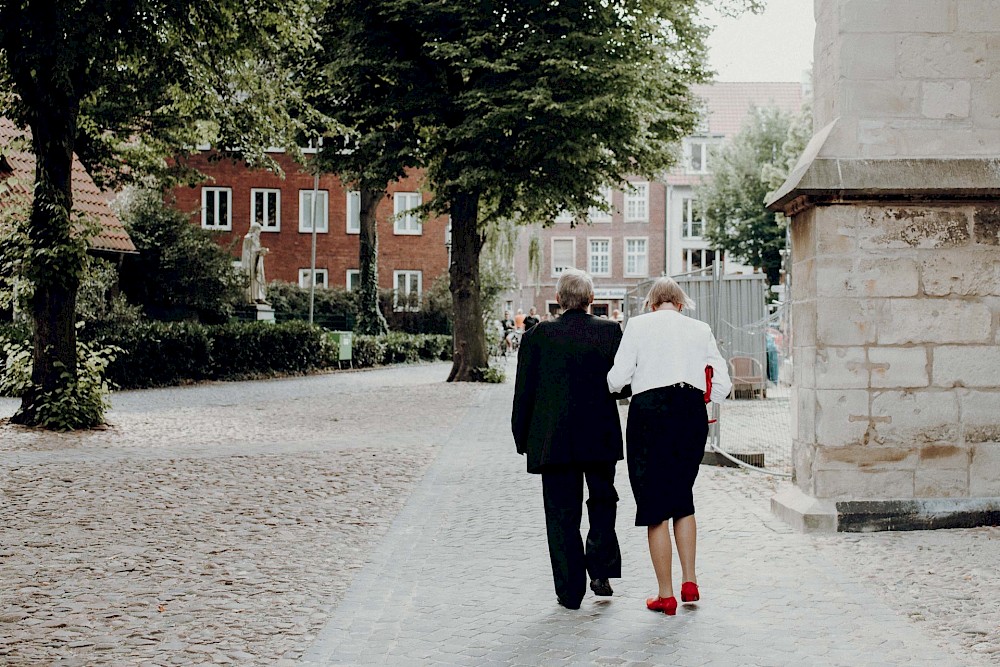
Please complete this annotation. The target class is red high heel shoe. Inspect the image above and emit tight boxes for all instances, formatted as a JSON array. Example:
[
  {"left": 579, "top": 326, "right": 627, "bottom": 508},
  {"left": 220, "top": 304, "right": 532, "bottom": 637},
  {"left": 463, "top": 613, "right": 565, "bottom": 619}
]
[
  {"left": 681, "top": 581, "right": 700, "bottom": 602},
  {"left": 646, "top": 596, "right": 677, "bottom": 615}
]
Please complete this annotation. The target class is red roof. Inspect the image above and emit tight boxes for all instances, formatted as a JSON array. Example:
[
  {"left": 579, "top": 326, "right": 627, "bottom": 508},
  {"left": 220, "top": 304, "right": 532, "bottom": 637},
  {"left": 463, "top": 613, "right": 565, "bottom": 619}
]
[
  {"left": 692, "top": 81, "right": 805, "bottom": 138},
  {"left": 0, "top": 117, "right": 136, "bottom": 254}
]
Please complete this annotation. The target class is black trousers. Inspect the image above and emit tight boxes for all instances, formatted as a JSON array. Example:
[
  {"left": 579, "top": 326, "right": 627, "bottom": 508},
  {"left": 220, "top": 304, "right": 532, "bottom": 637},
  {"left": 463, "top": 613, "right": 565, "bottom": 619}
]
[{"left": 541, "top": 463, "right": 622, "bottom": 606}]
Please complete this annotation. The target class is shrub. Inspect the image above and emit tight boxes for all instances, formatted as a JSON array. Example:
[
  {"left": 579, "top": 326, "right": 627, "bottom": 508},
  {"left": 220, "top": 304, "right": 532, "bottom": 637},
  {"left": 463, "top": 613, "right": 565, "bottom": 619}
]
[
  {"left": 209, "top": 321, "right": 329, "bottom": 379},
  {"left": 99, "top": 320, "right": 214, "bottom": 389},
  {"left": 1, "top": 337, "right": 120, "bottom": 429},
  {"left": 351, "top": 335, "right": 387, "bottom": 368},
  {"left": 379, "top": 277, "right": 453, "bottom": 335},
  {"left": 268, "top": 281, "right": 357, "bottom": 330},
  {"left": 352, "top": 333, "right": 451, "bottom": 368},
  {"left": 116, "top": 189, "right": 244, "bottom": 324},
  {"left": 383, "top": 332, "right": 421, "bottom": 364},
  {"left": 3, "top": 320, "right": 451, "bottom": 394}
]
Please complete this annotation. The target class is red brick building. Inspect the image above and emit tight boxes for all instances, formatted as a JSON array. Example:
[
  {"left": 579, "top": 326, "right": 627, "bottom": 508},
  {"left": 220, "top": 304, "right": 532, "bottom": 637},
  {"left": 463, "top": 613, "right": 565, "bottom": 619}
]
[
  {"left": 506, "top": 178, "right": 667, "bottom": 318},
  {"left": 171, "top": 150, "right": 450, "bottom": 303}
]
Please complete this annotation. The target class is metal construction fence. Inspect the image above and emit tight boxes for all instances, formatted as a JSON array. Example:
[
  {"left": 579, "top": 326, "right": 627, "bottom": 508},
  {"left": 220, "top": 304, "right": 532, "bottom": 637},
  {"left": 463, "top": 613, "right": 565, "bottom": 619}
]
[{"left": 624, "top": 265, "right": 792, "bottom": 477}]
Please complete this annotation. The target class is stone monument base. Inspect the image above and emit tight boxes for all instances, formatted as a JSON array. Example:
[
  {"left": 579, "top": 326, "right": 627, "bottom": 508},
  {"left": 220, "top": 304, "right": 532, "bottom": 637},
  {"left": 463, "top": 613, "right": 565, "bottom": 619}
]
[
  {"left": 772, "top": 486, "right": 1000, "bottom": 533},
  {"left": 236, "top": 303, "right": 276, "bottom": 323}
]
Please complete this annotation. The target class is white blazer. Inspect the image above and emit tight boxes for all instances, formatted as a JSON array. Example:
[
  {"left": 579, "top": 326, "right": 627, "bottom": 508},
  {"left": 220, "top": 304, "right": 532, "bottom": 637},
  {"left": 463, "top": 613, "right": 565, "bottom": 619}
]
[{"left": 607, "top": 309, "right": 732, "bottom": 403}]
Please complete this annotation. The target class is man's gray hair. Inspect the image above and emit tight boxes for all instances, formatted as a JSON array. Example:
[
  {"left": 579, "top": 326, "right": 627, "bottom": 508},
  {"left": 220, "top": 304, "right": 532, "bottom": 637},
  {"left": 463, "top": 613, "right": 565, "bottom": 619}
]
[{"left": 557, "top": 269, "right": 594, "bottom": 311}]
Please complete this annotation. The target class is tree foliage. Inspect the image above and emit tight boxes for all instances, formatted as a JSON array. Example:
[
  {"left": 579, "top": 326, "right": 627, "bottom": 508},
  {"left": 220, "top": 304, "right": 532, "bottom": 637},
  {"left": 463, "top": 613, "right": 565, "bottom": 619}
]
[
  {"left": 307, "top": 0, "right": 438, "bottom": 336},
  {"left": 0, "top": 0, "right": 316, "bottom": 428},
  {"left": 696, "top": 105, "right": 809, "bottom": 284},
  {"left": 116, "top": 190, "right": 244, "bottom": 324},
  {"left": 327, "top": 0, "right": 725, "bottom": 380}
]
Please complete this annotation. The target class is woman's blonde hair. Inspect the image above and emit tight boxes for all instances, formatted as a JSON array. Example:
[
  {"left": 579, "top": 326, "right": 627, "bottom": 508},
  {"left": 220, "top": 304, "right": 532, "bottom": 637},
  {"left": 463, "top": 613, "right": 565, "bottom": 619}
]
[{"left": 643, "top": 276, "right": 695, "bottom": 312}]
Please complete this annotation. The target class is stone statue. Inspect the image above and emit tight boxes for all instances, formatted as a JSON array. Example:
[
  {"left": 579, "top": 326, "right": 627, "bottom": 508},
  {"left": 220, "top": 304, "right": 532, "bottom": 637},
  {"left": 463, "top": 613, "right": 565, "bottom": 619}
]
[{"left": 241, "top": 223, "right": 269, "bottom": 303}]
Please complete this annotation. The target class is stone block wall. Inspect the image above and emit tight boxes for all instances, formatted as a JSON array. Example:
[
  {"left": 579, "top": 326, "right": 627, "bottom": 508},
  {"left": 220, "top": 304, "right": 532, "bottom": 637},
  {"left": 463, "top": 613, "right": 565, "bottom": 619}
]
[
  {"left": 791, "top": 201, "right": 1000, "bottom": 500},
  {"left": 814, "top": 0, "right": 1000, "bottom": 158}
]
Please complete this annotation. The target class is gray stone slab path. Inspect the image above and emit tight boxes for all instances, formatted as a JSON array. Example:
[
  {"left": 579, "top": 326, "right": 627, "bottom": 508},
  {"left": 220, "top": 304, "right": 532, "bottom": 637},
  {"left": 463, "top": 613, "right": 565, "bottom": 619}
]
[{"left": 300, "top": 377, "right": 982, "bottom": 667}]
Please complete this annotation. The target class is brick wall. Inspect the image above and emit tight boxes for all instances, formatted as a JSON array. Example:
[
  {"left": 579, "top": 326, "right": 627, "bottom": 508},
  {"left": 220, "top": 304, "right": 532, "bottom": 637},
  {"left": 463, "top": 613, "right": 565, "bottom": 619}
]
[
  {"left": 170, "top": 151, "right": 449, "bottom": 292},
  {"left": 507, "top": 179, "right": 667, "bottom": 316}
]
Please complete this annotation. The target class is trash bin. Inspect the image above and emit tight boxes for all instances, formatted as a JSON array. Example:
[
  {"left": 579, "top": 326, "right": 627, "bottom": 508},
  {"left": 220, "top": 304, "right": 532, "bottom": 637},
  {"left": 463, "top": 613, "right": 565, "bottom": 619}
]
[{"left": 327, "top": 331, "right": 353, "bottom": 362}]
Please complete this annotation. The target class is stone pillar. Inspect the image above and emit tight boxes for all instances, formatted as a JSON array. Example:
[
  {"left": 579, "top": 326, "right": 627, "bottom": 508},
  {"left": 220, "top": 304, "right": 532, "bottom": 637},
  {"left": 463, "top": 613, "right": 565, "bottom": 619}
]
[{"left": 767, "top": 0, "right": 1000, "bottom": 531}]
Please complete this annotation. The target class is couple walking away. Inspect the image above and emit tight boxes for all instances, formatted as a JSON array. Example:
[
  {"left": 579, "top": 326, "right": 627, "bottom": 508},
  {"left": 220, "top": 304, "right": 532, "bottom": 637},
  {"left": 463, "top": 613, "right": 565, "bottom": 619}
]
[{"left": 511, "top": 269, "right": 732, "bottom": 615}]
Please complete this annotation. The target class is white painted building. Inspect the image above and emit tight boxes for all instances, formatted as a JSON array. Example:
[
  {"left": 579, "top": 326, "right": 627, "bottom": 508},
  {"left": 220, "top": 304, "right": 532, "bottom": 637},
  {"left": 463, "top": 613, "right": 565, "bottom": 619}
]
[{"left": 665, "top": 81, "right": 805, "bottom": 277}]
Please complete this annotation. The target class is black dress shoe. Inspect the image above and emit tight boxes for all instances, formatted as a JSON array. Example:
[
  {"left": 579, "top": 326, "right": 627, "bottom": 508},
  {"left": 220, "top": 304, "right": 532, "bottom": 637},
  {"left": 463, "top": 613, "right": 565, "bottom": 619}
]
[
  {"left": 557, "top": 596, "right": 581, "bottom": 610},
  {"left": 590, "top": 578, "right": 613, "bottom": 596}
]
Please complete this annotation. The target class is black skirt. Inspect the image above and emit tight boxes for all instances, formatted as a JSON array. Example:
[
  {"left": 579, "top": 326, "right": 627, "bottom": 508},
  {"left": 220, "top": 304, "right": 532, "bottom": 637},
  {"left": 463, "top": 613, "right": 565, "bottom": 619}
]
[{"left": 626, "top": 384, "right": 709, "bottom": 526}]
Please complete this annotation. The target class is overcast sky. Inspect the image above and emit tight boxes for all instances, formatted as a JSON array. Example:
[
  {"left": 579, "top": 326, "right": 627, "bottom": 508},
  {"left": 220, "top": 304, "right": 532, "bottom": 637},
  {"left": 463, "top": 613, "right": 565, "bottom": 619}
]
[{"left": 704, "top": 0, "right": 815, "bottom": 82}]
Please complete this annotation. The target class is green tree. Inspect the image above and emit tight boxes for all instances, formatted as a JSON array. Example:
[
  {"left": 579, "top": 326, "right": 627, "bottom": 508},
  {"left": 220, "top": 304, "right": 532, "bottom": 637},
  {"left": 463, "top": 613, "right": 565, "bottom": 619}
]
[
  {"left": 116, "top": 190, "right": 244, "bottom": 324},
  {"left": 383, "top": 0, "right": 728, "bottom": 381},
  {"left": 697, "top": 105, "right": 806, "bottom": 284},
  {"left": 0, "top": 1, "right": 314, "bottom": 428},
  {"left": 308, "top": 1, "right": 436, "bottom": 336}
]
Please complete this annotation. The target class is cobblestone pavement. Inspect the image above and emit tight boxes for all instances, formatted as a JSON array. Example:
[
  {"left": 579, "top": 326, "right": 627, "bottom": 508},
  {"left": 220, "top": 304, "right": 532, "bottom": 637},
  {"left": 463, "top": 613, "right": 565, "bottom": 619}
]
[
  {"left": 3, "top": 362, "right": 998, "bottom": 666},
  {"left": 0, "top": 363, "right": 480, "bottom": 666}
]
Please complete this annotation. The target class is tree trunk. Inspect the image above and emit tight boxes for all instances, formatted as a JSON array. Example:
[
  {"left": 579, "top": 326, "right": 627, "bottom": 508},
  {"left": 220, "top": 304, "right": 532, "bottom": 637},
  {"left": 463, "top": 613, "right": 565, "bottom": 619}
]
[
  {"left": 11, "top": 108, "right": 83, "bottom": 426},
  {"left": 447, "top": 190, "right": 488, "bottom": 382},
  {"left": 355, "top": 186, "right": 388, "bottom": 336}
]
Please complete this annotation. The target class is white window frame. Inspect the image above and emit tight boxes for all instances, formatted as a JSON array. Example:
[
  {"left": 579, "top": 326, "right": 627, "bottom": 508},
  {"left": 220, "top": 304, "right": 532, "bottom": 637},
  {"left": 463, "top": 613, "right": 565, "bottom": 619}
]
[
  {"left": 624, "top": 181, "right": 649, "bottom": 223},
  {"left": 624, "top": 237, "right": 649, "bottom": 277},
  {"left": 299, "top": 190, "right": 329, "bottom": 233},
  {"left": 393, "top": 270, "right": 422, "bottom": 311},
  {"left": 298, "top": 268, "right": 328, "bottom": 289},
  {"left": 685, "top": 139, "right": 711, "bottom": 174},
  {"left": 346, "top": 269, "right": 361, "bottom": 291},
  {"left": 683, "top": 248, "right": 721, "bottom": 273},
  {"left": 588, "top": 186, "right": 613, "bottom": 223},
  {"left": 201, "top": 187, "right": 232, "bottom": 230},
  {"left": 588, "top": 237, "right": 612, "bottom": 277},
  {"left": 554, "top": 209, "right": 574, "bottom": 223},
  {"left": 250, "top": 188, "right": 281, "bottom": 232},
  {"left": 346, "top": 190, "right": 361, "bottom": 234},
  {"left": 551, "top": 237, "right": 576, "bottom": 277},
  {"left": 682, "top": 198, "right": 704, "bottom": 239},
  {"left": 393, "top": 192, "right": 422, "bottom": 235}
]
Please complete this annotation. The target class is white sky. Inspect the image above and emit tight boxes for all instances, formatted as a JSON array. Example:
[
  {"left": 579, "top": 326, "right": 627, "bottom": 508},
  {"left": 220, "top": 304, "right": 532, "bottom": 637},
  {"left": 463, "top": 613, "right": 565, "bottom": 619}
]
[{"left": 704, "top": 0, "right": 815, "bottom": 82}]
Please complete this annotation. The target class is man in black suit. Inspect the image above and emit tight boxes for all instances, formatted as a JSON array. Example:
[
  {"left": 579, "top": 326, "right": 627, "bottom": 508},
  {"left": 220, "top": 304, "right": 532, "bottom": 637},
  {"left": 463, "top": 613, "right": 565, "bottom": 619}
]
[{"left": 511, "top": 269, "right": 627, "bottom": 609}]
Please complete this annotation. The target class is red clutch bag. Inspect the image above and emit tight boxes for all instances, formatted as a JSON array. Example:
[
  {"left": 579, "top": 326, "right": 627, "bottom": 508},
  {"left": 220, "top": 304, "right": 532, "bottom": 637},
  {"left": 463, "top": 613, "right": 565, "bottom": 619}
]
[{"left": 705, "top": 366, "right": 717, "bottom": 424}]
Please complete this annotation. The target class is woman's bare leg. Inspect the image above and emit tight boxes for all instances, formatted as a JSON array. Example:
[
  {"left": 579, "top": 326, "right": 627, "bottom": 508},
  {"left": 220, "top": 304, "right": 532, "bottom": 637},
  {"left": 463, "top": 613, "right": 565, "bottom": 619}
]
[
  {"left": 673, "top": 514, "right": 697, "bottom": 584},
  {"left": 647, "top": 522, "right": 674, "bottom": 598}
]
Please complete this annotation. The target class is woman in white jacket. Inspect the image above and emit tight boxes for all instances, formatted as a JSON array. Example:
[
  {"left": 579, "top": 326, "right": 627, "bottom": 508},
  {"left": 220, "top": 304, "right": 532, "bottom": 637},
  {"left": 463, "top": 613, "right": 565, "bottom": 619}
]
[{"left": 607, "top": 277, "right": 731, "bottom": 615}]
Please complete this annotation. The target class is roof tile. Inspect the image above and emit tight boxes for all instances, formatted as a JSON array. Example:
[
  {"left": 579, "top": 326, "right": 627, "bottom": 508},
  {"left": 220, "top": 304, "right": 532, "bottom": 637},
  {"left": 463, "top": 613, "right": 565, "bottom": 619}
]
[{"left": 0, "top": 117, "right": 136, "bottom": 254}]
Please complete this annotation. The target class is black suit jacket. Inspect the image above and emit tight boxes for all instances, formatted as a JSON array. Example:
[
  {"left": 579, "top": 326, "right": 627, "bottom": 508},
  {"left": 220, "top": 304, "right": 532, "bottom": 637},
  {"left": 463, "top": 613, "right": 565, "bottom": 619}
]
[{"left": 511, "top": 309, "right": 627, "bottom": 474}]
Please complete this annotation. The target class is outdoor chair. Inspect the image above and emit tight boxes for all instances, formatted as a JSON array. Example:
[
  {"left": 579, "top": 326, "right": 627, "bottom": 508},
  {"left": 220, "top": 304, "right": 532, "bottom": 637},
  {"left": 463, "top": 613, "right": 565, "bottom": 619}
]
[{"left": 728, "top": 355, "right": 767, "bottom": 399}]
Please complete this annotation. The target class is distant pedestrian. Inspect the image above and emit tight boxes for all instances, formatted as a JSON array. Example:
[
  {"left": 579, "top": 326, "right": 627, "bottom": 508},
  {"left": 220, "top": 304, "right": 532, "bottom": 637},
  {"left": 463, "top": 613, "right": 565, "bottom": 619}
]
[
  {"left": 501, "top": 310, "right": 516, "bottom": 352},
  {"left": 514, "top": 308, "right": 526, "bottom": 332},
  {"left": 607, "top": 277, "right": 731, "bottom": 616},
  {"left": 512, "top": 269, "right": 629, "bottom": 610},
  {"left": 523, "top": 306, "right": 540, "bottom": 331}
]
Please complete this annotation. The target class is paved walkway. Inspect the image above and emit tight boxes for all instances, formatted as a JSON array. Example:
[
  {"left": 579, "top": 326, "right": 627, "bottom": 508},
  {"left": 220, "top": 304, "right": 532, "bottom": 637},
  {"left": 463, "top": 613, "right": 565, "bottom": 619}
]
[
  {"left": 2, "top": 363, "right": 997, "bottom": 665},
  {"left": 300, "top": 370, "right": 987, "bottom": 667}
]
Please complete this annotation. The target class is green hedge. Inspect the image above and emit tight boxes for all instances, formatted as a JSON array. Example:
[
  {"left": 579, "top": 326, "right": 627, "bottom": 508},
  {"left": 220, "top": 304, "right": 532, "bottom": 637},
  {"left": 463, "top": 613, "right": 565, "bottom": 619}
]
[
  {"left": 1, "top": 321, "right": 453, "bottom": 394},
  {"left": 352, "top": 333, "right": 451, "bottom": 368}
]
